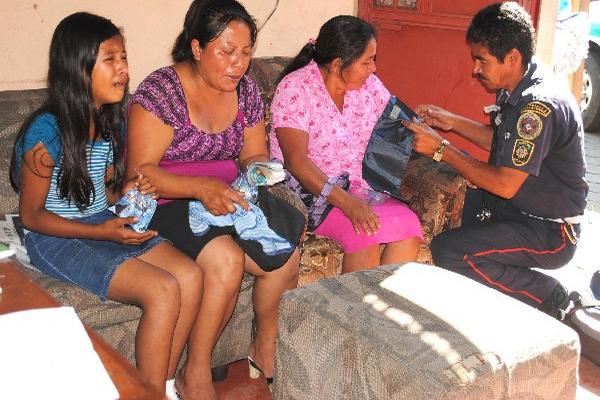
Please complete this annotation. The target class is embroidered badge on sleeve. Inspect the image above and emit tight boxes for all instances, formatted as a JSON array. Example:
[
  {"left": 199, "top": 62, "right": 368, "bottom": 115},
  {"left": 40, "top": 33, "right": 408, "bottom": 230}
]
[
  {"left": 517, "top": 112, "right": 543, "bottom": 140},
  {"left": 516, "top": 101, "right": 551, "bottom": 140},
  {"left": 512, "top": 139, "right": 535, "bottom": 166}
]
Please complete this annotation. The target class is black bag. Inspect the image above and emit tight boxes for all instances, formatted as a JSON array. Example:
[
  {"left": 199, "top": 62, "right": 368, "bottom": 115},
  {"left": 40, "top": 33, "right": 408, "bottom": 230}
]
[
  {"left": 362, "top": 96, "right": 416, "bottom": 199},
  {"left": 241, "top": 185, "right": 306, "bottom": 272}
]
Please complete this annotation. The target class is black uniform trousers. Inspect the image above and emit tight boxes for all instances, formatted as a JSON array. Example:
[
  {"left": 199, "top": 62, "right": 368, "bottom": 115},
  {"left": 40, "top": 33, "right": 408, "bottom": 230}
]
[{"left": 431, "top": 189, "right": 580, "bottom": 308}]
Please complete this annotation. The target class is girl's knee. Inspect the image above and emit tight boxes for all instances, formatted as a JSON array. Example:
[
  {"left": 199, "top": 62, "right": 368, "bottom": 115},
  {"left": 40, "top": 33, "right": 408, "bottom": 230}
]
[{"left": 144, "top": 273, "right": 181, "bottom": 311}]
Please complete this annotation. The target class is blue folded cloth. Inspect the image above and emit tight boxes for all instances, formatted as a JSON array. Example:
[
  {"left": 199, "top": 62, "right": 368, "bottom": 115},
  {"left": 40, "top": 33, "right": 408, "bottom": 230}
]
[
  {"left": 108, "top": 188, "right": 157, "bottom": 232},
  {"left": 188, "top": 201, "right": 293, "bottom": 256},
  {"left": 232, "top": 161, "right": 286, "bottom": 203}
]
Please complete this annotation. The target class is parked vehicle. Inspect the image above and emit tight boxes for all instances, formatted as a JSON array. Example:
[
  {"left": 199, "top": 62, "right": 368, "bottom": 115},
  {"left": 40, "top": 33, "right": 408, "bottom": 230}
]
[{"left": 582, "top": 0, "right": 600, "bottom": 131}]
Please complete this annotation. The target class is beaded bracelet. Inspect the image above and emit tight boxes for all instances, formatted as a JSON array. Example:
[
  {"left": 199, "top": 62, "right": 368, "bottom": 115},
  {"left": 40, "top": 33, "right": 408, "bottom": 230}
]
[{"left": 316, "top": 176, "right": 337, "bottom": 205}]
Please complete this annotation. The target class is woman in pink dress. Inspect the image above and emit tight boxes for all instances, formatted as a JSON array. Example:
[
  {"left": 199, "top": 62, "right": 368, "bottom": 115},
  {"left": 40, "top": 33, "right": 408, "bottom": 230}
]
[{"left": 270, "top": 15, "right": 423, "bottom": 273}]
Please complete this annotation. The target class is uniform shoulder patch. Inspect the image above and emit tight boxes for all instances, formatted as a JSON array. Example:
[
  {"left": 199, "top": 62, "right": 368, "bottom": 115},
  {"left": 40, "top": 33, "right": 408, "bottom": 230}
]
[
  {"left": 517, "top": 112, "right": 543, "bottom": 140},
  {"left": 512, "top": 139, "right": 535, "bottom": 166},
  {"left": 522, "top": 101, "right": 551, "bottom": 117}
]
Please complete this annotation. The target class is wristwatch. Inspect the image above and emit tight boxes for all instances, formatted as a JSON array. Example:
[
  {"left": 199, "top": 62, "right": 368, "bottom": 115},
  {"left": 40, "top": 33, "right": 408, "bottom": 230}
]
[{"left": 432, "top": 139, "right": 450, "bottom": 162}]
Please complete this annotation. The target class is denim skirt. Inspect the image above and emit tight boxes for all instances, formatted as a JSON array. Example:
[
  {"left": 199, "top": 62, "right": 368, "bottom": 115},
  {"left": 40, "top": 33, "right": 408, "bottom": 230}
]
[{"left": 25, "top": 209, "right": 165, "bottom": 300}]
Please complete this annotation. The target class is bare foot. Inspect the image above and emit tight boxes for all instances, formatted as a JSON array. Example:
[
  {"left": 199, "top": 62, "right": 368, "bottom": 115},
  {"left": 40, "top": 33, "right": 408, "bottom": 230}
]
[{"left": 175, "top": 369, "right": 217, "bottom": 400}]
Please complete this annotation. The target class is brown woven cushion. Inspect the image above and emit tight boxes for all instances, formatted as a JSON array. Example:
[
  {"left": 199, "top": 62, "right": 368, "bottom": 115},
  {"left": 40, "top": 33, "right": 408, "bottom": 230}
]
[
  {"left": 298, "top": 234, "right": 343, "bottom": 286},
  {"left": 0, "top": 89, "right": 48, "bottom": 215},
  {"left": 400, "top": 154, "right": 466, "bottom": 263},
  {"left": 247, "top": 57, "right": 291, "bottom": 128}
]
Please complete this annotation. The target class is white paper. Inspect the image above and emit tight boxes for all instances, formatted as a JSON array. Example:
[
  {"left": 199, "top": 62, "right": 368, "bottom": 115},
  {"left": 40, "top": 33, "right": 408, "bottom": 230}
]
[
  {"left": 0, "top": 306, "right": 119, "bottom": 400},
  {"left": 5, "top": 214, "right": 27, "bottom": 245},
  {"left": 0, "top": 220, "right": 21, "bottom": 246}
]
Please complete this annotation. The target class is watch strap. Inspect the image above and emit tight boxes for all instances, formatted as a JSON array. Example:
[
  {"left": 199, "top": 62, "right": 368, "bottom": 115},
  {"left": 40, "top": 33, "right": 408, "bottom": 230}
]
[{"left": 433, "top": 139, "right": 449, "bottom": 162}]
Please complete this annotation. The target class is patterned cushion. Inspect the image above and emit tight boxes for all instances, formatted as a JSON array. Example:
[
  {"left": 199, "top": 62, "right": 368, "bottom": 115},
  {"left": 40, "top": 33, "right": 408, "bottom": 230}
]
[
  {"left": 401, "top": 153, "right": 466, "bottom": 263},
  {"left": 0, "top": 89, "right": 48, "bottom": 215},
  {"left": 247, "top": 57, "right": 290, "bottom": 129},
  {"left": 274, "top": 263, "right": 579, "bottom": 400}
]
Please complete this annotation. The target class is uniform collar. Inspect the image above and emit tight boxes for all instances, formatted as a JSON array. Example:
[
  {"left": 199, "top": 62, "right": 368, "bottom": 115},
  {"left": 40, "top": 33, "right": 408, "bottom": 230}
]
[{"left": 497, "top": 60, "right": 540, "bottom": 107}]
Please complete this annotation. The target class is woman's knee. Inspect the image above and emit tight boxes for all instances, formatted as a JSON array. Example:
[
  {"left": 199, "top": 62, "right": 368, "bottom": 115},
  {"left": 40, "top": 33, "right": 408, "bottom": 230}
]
[
  {"left": 199, "top": 240, "right": 245, "bottom": 290},
  {"left": 278, "top": 249, "right": 301, "bottom": 280}
]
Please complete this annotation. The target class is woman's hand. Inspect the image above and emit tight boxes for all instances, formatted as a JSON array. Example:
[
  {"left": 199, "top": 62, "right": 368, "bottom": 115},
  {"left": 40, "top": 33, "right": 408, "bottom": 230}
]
[
  {"left": 415, "top": 104, "right": 455, "bottom": 131},
  {"left": 195, "top": 178, "right": 250, "bottom": 216},
  {"left": 339, "top": 194, "right": 380, "bottom": 236},
  {"left": 97, "top": 216, "right": 158, "bottom": 244},
  {"left": 122, "top": 171, "right": 159, "bottom": 199}
]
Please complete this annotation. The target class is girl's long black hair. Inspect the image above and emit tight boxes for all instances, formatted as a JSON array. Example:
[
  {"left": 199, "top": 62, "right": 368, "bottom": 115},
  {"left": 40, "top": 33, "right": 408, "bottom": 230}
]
[
  {"left": 9, "top": 12, "right": 127, "bottom": 210},
  {"left": 278, "top": 15, "right": 376, "bottom": 83}
]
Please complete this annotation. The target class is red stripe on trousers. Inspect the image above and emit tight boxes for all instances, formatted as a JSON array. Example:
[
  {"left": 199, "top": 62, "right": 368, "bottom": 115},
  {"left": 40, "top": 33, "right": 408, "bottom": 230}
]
[{"left": 461, "top": 226, "right": 568, "bottom": 304}]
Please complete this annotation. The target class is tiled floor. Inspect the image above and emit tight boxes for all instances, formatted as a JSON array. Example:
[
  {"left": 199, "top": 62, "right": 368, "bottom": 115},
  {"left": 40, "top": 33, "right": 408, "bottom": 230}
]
[{"left": 214, "top": 360, "right": 271, "bottom": 400}]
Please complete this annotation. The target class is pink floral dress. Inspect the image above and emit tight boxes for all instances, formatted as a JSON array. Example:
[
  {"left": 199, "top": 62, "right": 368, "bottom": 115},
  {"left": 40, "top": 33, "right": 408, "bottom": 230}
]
[
  {"left": 270, "top": 60, "right": 390, "bottom": 191},
  {"left": 269, "top": 61, "right": 423, "bottom": 253}
]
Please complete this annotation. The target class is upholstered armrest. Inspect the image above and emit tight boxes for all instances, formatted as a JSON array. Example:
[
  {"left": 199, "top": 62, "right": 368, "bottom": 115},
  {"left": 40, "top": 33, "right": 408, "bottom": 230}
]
[{"left": 400, "top": 153, "right": 466, "bottom": 263}]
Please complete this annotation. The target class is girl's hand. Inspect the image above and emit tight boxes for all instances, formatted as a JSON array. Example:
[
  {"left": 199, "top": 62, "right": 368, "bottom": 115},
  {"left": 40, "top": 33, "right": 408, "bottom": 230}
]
[
  {"left": 98, "top": 216, "right": 158, "bottom": 244},
  {"left": 195, "top": 179, "right": 250, "bottom": 216},
  {"left": 123, "top": 171, "right": 159, "bottom": 199},
  {"left": 339, "top": 195, "right": 380, "bottom": 236}
]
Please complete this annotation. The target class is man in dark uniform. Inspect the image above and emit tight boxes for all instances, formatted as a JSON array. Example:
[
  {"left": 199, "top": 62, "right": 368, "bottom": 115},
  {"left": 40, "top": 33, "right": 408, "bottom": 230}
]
[{"left": 402, "top": 1, "right": 588, "bottom": 319}]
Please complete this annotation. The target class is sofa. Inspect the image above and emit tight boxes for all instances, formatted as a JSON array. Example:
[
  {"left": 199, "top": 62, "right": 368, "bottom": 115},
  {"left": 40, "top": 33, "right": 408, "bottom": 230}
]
[{"left": 0, "top": 57, "right": 466, "bottom": 370}]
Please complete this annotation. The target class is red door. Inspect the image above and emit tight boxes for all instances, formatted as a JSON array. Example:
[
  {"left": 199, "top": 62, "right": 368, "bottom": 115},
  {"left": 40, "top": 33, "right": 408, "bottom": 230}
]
[{"left": 359, "top": 0, "right": 540, "bottom": 161}]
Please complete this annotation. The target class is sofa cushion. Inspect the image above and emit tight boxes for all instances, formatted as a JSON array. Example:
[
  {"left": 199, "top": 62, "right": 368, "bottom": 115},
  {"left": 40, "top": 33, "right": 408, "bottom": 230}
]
[
  {"left": 275, "top": 263, "right": 579, "bottom": 399},
  {"left": 247, "top": 57, "right": 290, "bottom": 128},
  {"left": 400, "top": 154, "right": 466, "bottom": 262},
  {"left": 0, "top": 89, "right": 48, "bottom": 215}
]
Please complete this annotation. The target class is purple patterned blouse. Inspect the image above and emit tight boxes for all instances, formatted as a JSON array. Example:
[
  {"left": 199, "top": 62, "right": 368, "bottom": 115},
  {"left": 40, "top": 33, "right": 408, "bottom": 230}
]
[{"left": 132, "top": 66, "right": 264, "bottom": 162}]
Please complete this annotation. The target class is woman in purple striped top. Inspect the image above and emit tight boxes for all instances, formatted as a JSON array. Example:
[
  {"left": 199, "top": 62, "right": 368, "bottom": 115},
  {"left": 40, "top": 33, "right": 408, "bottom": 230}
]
[{"left": 126, "top": 1, "right": 300, "bottom": 398}]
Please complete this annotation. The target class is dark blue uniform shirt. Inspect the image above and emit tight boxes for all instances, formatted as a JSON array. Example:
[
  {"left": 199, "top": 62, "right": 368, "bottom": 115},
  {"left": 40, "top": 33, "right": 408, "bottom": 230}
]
[{"left": 489, "top": 60, "right": 588, "bottom": 218}]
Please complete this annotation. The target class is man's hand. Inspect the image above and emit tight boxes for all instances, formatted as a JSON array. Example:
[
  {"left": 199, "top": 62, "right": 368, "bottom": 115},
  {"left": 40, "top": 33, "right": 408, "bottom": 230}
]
[
  {"left": 401, "top": 118, "right": 445, "bottom": 158},
  {"left": 415, "top": 104, "right": 455, "bottom": 131}
]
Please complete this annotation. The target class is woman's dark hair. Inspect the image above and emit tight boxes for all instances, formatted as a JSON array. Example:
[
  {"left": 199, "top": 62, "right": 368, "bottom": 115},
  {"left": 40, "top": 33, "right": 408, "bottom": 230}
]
[
  {"left": 172, "top": 0, "right": 258, "bottom": 62},
  {"left": 466, "top": 2, "right": 535, "bottom": 66},
  {"left": 278, "top": 15, "right": 376, "bottom": 82},
  {"left": 9, "top": 12, "right": 127, "bottom": 210}
]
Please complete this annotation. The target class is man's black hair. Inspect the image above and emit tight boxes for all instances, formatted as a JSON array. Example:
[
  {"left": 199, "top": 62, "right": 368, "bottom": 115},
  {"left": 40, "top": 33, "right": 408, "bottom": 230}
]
[{"left": 467, "top": 2, "right": 535, "bottom": 66}]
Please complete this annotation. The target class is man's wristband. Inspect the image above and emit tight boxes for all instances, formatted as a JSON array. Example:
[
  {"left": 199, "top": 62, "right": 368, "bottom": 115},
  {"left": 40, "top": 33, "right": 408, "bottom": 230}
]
[{"left": 433, "top": 139, "right": 450, "bottom": 162}]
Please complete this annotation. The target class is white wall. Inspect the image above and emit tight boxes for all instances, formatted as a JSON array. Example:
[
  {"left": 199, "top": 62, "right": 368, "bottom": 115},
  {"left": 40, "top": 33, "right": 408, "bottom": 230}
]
[{"left": 0, "top": 0, "right": 356, "bottom": 91}]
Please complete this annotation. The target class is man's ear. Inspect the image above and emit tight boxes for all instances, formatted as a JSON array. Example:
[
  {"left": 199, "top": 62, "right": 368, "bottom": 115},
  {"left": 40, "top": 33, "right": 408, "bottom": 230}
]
[{"left": 506, "top": 48, "right": 522, "bottom": 66}]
